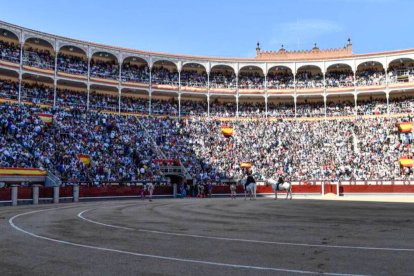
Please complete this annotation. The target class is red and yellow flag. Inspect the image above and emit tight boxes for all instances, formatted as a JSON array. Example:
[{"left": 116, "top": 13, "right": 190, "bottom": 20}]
[
  {"left": 221, "top": 126, "right": 233, "bottom": 137},
  {"left": 240, "top": 162, "right": 252, "bottom": 168},
  {"left": 38, "top": 113, "right": 53, "bottom": 125},
  {"left": 400, "top": 157, "right": 413, "bottom": 167},
  {"left": 77, "top": 154, "right": 91, "bottom": 166},
  {"left": 0, "top": 168, "right": 47, "bottom": 176},
  {"left": 397, "top": 122, "right": 412, "bottom": 133}
]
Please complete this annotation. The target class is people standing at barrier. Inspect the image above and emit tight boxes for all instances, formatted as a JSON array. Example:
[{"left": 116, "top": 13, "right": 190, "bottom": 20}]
[
  {"left": 147, "top": 182, "right": 154, "bottom": 202},
  {"left": 230, "top": 183, "right": 237, "bottom": 199}
]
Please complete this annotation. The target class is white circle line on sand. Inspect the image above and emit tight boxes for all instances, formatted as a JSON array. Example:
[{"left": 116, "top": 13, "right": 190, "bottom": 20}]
[
  {"left": 78, "top": 208, "right": 414, "bottom": 253},
  {"left": 8, "top": 207, "right": 366, "bottom": 276}
]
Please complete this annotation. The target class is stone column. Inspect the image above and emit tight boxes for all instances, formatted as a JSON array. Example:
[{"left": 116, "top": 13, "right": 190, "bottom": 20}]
[
  {"left": 11, "top": 185, "right": 18, "bottom": 206},
  {"left": 53, "top": 186, "right": 60, "bottom": 204},
  {"left": 73, "top": 185, "right": 79, "bottom": 202},
  {"left": 173, "top": 183, "right": 177, "bottom": 198},
  {"left": 32, "top": 185, "right": 40, "bottom": 205}
]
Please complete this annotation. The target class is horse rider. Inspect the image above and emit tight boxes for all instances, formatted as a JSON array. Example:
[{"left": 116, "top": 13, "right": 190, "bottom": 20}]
[
  {"left": 245, "top": 169, "right": 256, "bottom": 190},
  {"left": 277, "top": 173, "right": 284, "bottom": 191}
]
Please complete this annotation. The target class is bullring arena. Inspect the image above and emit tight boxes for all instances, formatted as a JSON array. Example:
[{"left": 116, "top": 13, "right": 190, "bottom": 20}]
[{"left": 1, "top": 17, "right": 414, "bottom": 275}]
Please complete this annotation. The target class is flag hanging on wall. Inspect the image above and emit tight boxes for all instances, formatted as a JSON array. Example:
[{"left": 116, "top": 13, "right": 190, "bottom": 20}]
[
  {"left": 397, "top": 122, "right": 412, "bottom": 133},
  {"left": 37, "top": 113, "right": 53, "bottom": 125},
  {"left": 77, "top": 154, "right": 91, "bottom": 166},
  {"left": 240, "top": 162, "right": 252, "bottom": 168},
  {"left": 221, "top": 126, "right": 234, "bottom": 137},
  {"left": 400, "top": 157, "right": 413, "bottom": 167}
]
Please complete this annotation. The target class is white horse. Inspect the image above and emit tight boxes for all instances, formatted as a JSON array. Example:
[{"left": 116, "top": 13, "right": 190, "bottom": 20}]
[
  {"left": 266, "top": 178, "right": 293, "bottom": 200},
  {"left": 240, "top": 179, "right": 257, "bottom": 200}
]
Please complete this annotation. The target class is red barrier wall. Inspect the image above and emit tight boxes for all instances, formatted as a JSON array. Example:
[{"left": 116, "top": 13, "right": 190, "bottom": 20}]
[
  {"left": 39, "top": 187, "right": 53, "bottom": 198},
  {"left": 79, "top": 186, "right": 173, "bottom": 198},
  {"left": 0, "top": 188, "right": 11, "bottom": 201},
  {"left": 60, "top": 186, "right": 73, "bottom": 198},
  {"left": 342, "top": 185, "right": 414, "bottom": 193},
  {"left": 18, "top": 187, "right": 32, "bottom": 199}
]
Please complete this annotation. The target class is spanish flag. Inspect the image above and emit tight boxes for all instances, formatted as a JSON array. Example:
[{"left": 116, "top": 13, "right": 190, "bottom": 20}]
[
  {"left": 240, "top": 162, "right": 252, "bottom": 168},
  {"left": 221, "top": 126, "right": 234, "bottom": 137},
  {"left": 0, "top": 168, "right": 47, "bottom": 176},
  {"left": 397, "top": 122, "right": 412, "bottom": 133},
  {"left": 38, "top": 113, "right": 53, "bottom": 125},
  {"left": 77, "top": 154, "right": 91, "bottom": 166},
  {"left": 400, "top": 157, "right": 413, "bottom": 167}
]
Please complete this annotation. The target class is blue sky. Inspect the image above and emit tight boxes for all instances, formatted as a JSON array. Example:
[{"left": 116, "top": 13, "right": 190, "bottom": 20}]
[{"left": 1, "top": 0, "right": 413, "bottom": 57}]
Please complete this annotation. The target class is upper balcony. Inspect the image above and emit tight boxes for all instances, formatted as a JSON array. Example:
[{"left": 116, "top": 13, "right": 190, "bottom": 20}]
[{"left": 0, "top": 20, "right": 413, "bottom": 98}]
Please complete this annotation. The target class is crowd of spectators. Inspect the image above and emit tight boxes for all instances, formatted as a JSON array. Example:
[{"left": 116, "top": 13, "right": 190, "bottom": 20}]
[
  {"left": 152, "top": 67, "right": 178, "bottom": 86},
  {"left": 388, "top": 65, "right": 414, "bottom": 84},
  {"left": 357, "top": 98, "right": 387, "bottom": 115},
  {"left": 0, "top": 79, "right": 18, "bottom": 100},
  {"left": 0, "top": 40, "right": 20, "bottom": 63},
  {"left": 56, "top": 89, "right": 87, "bottom": 110},
  {"left": 326, "top": 100, "right": 355, "bottom": 116},
  {"left": 181, "top": 115, "right": 413, "bottom": 182},
  {"left": 267, "top": 102, "right": 295, "bottom": 118},
  {"left": 296, "top": 71, "right": 324, "bottom": 89},
  {"left": 0, "top": 103, "right": 165, "bottom": 183},
  {"left": 121, "top": 63, "right": 149, "bottom": 83},
  {"left": 388, "top": 95, "right": 414, "bottom": 114},
  {"left": 356, "top": 68, "right": 385, "bottom": 86},
  {"left": 267, "top": 72, "right": 294, "bottom": 89},
  {"left": 210, "top": 71, "right": 236, "bottom": 89},
  {"left": 23, "top": 47, "right": 54, "bottom": 70},
  {"left": 238, "top": 72, "right": 264, "bottom": 89},
  {"left": 325, "top": 71, "right": 354, "bottom": 88},
  {"left": 21, "top": 82, "right": 54, "bottom": 104},
  {"left": 296, "top": 102, "right": 325, "bottom": 117},
  {"left": 180, "top": 70, "right": 207, "bottom": 87},
  {"left": 90, "top": 59, "right": 119, "bottom": 80},
  {"left": 57, "top": 53, "right": 88, "bottom": 75},
  {"left": 1, "top": 98, "right": 414, "bottom": 183}
]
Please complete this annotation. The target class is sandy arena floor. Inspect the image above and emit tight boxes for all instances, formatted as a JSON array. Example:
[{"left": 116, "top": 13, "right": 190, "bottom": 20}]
[{"left": 0, "top": 198, "right": 413, "bottom": 275}]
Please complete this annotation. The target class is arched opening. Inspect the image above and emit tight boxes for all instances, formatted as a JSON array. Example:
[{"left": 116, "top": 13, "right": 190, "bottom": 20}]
[
  {"left": 23, "top": 37, "right": 54, "bottom": 70},
  {"left": 210, "top": 95, "right": 236, "bottom": 117},
  {"left": 122, "top": 57, "right": 149, "bottom": 84},
  {"left": 152, "top": 60, "right": 178, "bottom": 87},
  {"left": 90, "top": 52, "right": 119, "bottom": 80},
  {"left": 21, "top": 73, "right": 54, "bottom": 105},
  {"left": 151, "top": 91, "right": 179, "bottom": 116},
  {"left": 181, "top": 94, "right": 207, "bottom": 116},
  {"left": 56, "top": 80, "right": 87, "bottom": 110},
  {"left": 356, "top": 92, "right": 387, "bottom": 115},
  {"left": 121, "top": 88, "right": 149, "bottom": 114},
  {"left": 58, "top": 45, "right": 87, "bottom": 76},
  {"left": 0, "top": 68, "right": 19, "bottom": 100},
  {"left": 238, "top": 66, "right": 264, "bottom": 90},
  {"left": 389, "top": 90, "right": 414, "bottom": 114},
  {"left": 89, "top": 84, "right": 119, "bottom": 112},
  {"left": 388, "top": 58, "right": 414, "bottom": 84},
  {"left": 296, "top": 95, "right": 325, "bottom": 117},
  {"left": 356, "top": 61, "right": 385, "bottom": 86},
  {"left": 238, "top": 96, "right": 265, "bottom": 117},
  {"left": 267, "top": 96, "right": 295, "bottom": 118},
  {"left": 326, "top": 94, "right": 355, "bottom": 117},
  {"left": 267, "top": 66, "right": 294, "bottom": 90},
  {"left": 0, "top": 28, "right": 20, "bottom": 64},
  {"left": 210, "top": 65, "right": 236, "bottom": 90},
  {"left": 181, "top": 63, "right": 207, "bottom": 89},
  {"left": 296, "top": 65, "right": 323, "bottom": 89},
  {"left": 326, "top": 64, "right": 354, "bottom": 88}
]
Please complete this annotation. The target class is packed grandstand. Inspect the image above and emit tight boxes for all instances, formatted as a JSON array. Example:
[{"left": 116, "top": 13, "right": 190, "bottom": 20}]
[{"left": 1, "top": 21, "right": 414, "bottom": 185}]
